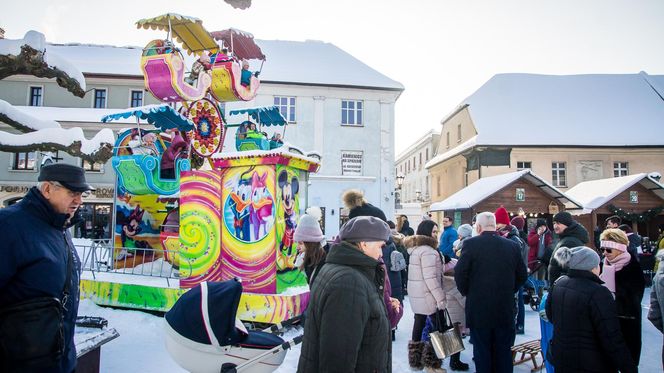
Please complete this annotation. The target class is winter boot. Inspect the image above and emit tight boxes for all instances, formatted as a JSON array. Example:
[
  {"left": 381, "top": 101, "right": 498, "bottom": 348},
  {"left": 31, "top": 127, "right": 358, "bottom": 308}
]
[
  {"left": 422, "top": 341, "right": 446, "bottom": 373},
  {"left": 449, "top": 352, "right": 469, "bottom": 371},
  {"left": 408, "top": 340, "right": 425, "bottom": 370}
]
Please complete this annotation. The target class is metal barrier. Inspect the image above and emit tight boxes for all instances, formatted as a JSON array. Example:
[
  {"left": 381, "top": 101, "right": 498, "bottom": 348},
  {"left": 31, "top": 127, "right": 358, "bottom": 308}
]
[{"left": 74, "top": 239, "right": 180, "bottom": 280}]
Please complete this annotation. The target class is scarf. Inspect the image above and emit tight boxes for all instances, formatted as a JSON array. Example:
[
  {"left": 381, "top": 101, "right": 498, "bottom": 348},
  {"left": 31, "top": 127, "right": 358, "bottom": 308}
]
[
  {"left": 537, "top": 233, "right": 546, "bottom": 259},
  {"left": 599, "top": 240, "right": 631, "bottom": 294}
]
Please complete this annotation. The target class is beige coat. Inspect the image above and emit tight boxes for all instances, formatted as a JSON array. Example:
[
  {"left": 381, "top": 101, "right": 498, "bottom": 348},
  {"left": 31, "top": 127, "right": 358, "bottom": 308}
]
[
  {"left": 407, "top": 235, "right": 447, "bottom": 315},
  {"left": 443, "top": 275, "right": 466, "bottom": 328}
]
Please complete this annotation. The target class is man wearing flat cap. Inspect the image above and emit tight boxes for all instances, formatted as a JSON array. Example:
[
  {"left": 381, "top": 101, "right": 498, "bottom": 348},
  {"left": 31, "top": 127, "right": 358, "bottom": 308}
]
[
  {"left": 298, "top": 216, "right": 392, "bottom": 373},
  {"left": 0, "top": 163, "right": 93, "bottom": 372}
]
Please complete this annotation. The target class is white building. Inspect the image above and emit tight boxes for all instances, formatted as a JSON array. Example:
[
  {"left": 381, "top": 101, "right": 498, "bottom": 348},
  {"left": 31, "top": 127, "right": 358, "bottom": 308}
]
[{"left": 0, "top": 38, "right": 403, "bottom": 237}]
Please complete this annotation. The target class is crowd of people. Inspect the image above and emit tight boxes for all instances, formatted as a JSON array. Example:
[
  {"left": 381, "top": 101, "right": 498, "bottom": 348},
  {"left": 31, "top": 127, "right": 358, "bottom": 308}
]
[
  {"left": 296, "top": 189, "right": 662, "bottom": 372},
  {"left": 2, "top": 168, "right": 663, "bottom": 372}
]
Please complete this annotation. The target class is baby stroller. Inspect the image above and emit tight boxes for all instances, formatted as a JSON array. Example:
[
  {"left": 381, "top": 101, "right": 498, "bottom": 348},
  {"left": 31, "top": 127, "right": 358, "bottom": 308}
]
[
  {"left": 164, "top": 279, "right": 303, "bottom": 373},
  {"left": 523, "top": 260, "right": 548, "bottom": 311}
]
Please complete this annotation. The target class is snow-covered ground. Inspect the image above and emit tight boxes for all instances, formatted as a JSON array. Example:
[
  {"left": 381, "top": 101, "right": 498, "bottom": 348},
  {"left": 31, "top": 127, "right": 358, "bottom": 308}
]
[{"left": 80, "top": 291, "right": 662, "bottom": 372}]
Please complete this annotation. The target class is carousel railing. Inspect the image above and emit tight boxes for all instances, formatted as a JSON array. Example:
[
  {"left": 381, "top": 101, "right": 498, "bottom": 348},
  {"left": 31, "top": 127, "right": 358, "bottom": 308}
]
[{"left": 74, "top": 239, "right": 181, "bottom": 282}]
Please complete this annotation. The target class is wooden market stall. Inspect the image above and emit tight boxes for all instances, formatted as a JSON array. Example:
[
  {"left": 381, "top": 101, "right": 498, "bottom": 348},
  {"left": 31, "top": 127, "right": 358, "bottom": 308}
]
[{"left": 429, "top": 170, "right": 582, "bottom": 231}]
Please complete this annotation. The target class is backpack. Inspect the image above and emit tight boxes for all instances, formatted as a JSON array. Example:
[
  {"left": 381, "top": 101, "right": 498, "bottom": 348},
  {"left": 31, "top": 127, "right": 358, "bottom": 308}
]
[
  {"left": 390, "top": 249, "right": 407, "bottom": 272},
  {"left": 511, "top": 235, "right": 529, "bottom": 266}
]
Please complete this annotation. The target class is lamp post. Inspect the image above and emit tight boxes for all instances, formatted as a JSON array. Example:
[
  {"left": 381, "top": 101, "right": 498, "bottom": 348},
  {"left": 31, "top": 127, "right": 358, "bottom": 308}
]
[{"left": 395, "top": 173, "right": 404, "bottom": 209}]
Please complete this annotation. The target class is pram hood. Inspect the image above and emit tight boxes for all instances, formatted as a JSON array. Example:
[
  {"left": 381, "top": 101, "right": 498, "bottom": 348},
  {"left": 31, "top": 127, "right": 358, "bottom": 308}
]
[{"left": 166, "top": 279, "right": 246, "bottom": 346}]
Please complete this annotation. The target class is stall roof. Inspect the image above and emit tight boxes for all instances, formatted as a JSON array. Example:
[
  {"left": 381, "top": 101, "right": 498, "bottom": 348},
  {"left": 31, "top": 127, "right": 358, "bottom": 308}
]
[
  {"left": 566, "top": 173, "right": 664, "bottom": 213},
  {"left": 101, "top": 104, "right": 194, "bottom": 131},
  {"left": 429, "top": 170, "right": 582, "bottom": 212}
]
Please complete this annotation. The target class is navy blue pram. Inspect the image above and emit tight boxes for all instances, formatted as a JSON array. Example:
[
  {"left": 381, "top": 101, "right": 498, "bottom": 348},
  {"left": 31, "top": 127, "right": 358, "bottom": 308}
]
[{"left": 164, "top": 279, "right": 300, "bottom": 373}]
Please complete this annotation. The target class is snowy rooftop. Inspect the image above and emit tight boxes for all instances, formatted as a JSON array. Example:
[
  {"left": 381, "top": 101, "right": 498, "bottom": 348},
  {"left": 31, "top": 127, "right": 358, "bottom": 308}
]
[
  {"left": 565, "top": 173, "right": 664, "bottom": 212},
  {"left": 429, "top": 169, "right": 581, "bottom": 211},
  {"left": 45, "top": 40, "right": 404, "bottom": 90},
  {"left": 457, "top": 72, "right": 664, "bottom": 147}
]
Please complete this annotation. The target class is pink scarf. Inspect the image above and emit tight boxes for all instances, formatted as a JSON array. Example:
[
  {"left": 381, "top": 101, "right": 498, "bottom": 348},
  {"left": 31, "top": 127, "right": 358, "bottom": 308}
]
[{"left": 599, "top": 240, "right": 631, "bottom": 294}]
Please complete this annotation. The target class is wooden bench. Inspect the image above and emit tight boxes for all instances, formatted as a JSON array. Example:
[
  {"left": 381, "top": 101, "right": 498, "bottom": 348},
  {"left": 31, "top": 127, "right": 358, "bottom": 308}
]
[{"left": 511, "top": 339, "right": 544, "bottom": 372}]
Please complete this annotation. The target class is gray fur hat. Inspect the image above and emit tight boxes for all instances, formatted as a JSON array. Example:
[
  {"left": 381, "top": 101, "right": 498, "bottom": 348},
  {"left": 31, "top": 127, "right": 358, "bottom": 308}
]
[
  {"left": 339, "top": 216, "right": 390, "bottom": 243},
  {"left": 457, "top": 224, "right": 473, "bottom": 239},
  {"left": 553, "top": 246, "right": 600, "bottom": 271}
]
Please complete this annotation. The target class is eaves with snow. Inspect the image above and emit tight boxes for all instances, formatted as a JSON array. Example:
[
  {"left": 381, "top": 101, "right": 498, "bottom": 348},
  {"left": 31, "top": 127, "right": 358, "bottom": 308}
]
[
  {"left": 428, "top": 169, "right": 582, "bottom": 212},
  {"left": 46, "top": 39, "right": 404, "bottom": 92},
  {"left": 426, "top": 72, "right": 664, "bottom": 169},
  {"left": 565, "top": 173, "right": 664, "bottom": 215}
]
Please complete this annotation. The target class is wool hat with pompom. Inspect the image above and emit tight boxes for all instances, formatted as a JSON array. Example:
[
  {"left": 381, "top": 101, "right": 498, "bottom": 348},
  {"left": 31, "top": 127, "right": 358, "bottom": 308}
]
[
  {"left": 494, "top": 206, "right": 510, "bottom": 225},
  {"left": 554, "top": 246, "right": 599, "bottom": 271},
  {"left": 293, "top": 214, "right": 324, "bottom": 243}
]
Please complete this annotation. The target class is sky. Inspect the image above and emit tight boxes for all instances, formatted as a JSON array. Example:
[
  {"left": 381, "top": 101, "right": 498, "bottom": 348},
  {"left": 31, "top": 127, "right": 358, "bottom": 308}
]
[{"left": 2, "top": 0, "right": 664, "bottom": 154}]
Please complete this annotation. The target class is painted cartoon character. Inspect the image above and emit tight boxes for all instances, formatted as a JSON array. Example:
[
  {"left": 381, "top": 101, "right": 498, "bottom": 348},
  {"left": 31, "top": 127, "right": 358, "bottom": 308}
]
[
  {"left": 229, "top": 173, "right": 252, "bottom": 241},
  {"left": 249, "top": 171, "right": 273, "bottom": 241},
  {"left": 278, "top": 170, "right": 299, "bottom": 256},
  {"left": 116, "top": 205, "right": 152, "bottom": 262}
]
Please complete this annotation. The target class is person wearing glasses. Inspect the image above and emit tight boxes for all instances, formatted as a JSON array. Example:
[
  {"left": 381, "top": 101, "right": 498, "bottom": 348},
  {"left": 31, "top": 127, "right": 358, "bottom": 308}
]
[
  {"left": 0, "top": 163, "right": 93, "bottom": 372},
  {"left": 599, "top": 228, "right": 645, "bottom": 367}
]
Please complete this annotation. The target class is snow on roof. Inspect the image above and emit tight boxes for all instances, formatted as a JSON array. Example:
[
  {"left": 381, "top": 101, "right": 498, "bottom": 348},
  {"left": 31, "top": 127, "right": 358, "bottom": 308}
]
[
  {"left": 12, "top": 105, "right": 138, "bottom": 124},
  {"left": 425, "top": 135, "right": 477, "bottom": 169},
  {"left": 45, "top": 40, "right": 404, "bottom": 90},
  {"left": 429, "top": 169, "right": 581, "bottom": 211},
  {"left": 452, "top": 73, "right": 664, "bottom": 147},
  {"left": 565, "top": 173, "right": 664, "bottom": 211},
  {"left": 1, "top": 31, "right": 86, "bottom": 90}
]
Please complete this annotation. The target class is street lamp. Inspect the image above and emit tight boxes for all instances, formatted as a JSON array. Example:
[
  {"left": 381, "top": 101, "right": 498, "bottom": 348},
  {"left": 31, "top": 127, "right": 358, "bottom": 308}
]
[{"left": 395, "top": 173, "right": 405, "bottom": 209}]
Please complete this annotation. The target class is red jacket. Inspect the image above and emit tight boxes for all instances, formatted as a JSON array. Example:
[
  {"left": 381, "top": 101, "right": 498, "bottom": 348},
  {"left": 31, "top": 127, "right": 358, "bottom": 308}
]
[{"left": 527, "top": 229, "right": 552, "bottom": 270}]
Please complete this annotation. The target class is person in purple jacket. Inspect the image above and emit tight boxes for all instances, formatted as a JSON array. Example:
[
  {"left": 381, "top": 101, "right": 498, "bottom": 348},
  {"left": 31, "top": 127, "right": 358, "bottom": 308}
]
[{"left": 160, "top": 129, "right": 188, "bottom": 179}]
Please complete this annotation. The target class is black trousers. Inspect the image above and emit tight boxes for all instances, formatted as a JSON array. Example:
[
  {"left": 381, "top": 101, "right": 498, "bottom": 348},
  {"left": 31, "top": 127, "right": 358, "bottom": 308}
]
[
  {"left": 411, "top": 309, "right": 447, "bottom": 341},
  {"left": 470, "top": 327, "right": 514, "bottom": 373}
]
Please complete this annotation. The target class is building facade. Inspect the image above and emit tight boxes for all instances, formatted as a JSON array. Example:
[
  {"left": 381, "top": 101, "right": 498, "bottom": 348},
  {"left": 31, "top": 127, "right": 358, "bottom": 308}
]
[
  {"left": 426, "top": 73, "right": 664, "bottom": 217},
  {"left": 0, "top": 39, "right": 402, "bottom": 238}
]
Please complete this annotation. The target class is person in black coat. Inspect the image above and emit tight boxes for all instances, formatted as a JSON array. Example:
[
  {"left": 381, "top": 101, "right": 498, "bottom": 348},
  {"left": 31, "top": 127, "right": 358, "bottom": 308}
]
[
  {"left": 548, "top": 211, "right": 590, "bottom": 284},
  {"left": 454, "top": 212, "right": 527, "bottom": 373},
  {"left": 0, "top": 164, "right": 93, "bottom": 372},
  {"left": 599, "top": 229, "right": 646, "bottom": 366},
  {"left": 546, "top": 246, "right": 637, "bottom": 373},
  {"left": 297, "top": 216, "right": 392, "bottom": 373}
]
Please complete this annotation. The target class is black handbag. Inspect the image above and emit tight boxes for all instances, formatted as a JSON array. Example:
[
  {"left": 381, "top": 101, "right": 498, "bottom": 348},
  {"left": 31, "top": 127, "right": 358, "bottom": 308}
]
[{"left": 0, "top": 246, "right": 72, "bottom": 370}]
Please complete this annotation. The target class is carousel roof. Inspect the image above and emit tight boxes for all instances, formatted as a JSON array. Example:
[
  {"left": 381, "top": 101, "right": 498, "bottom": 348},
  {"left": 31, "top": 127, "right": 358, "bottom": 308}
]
[
  {"left": 429, "top": 169, "right": 581, "bottom": 212},
  {"left": 228, "top": 106, "right": 286, "bottom": 126},
  {"left": 566, "top": 173, "right": 664, "bottom": 213},
  {"left": 101, "top": 104, "right": 195, "bottom": 132}
]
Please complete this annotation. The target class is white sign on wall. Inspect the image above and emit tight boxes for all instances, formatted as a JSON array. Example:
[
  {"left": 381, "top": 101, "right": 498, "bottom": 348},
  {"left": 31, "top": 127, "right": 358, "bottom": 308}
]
[{"left": 341, "top": 150, "right": 363, "bottom": 176}]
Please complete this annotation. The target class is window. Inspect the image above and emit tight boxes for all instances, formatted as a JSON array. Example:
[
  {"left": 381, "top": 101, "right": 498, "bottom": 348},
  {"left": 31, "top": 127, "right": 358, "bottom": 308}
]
[
  {"left": 457, "top": 124, "right": 462, "bottom": 142},
  {"left": 93, "top": 89, "right": 107, "bottom": 108},
  {"left": 341, "top": 100, "right": 363, "bottom": 126},
  {"left": 130, "top": 90, "right": 143, "bottom": 107},
  {"left": 419, "top": 153, "right": 422, "bottom": 168},
  {"left": 517, "top": 161, "right": 532, "bottom": 171},
  {"left": 613, "top": 162, "right": 629, "bottom": 177},
  {"left": 274, "top": 96, "right": 296, "bottom": 122},
  {"left": 29, "top": 86, "right": 42, "bottom": 106},
  {"left": 436, "top": 176, "right": 441, "bottom": 196},
  {"left": 446, "top": 132, "right": 450, "bottom": 148},
  {"left": 413, "top": 156, "right": 416, "bottom": 170},
  {"left": 426, "top": 148, "right": 429, "bottom": 161},
  {"left": 12, "top": 152, "right": 36, "bottom": 170},
  {"left": 82, "top": 159, "right": 104, "bottom": 173},
  {"left": 552, "top": 162, "right": 567, "bottom": 187}
]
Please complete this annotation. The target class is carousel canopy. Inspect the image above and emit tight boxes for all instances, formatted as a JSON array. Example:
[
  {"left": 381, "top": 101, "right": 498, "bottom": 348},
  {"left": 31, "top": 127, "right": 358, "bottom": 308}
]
[
  {"left": 136, "top": 13, "right": 219, "bottom": 55},
  {"left": 429, "top": 169, "right": 582, "bottom": 212},
  {"left": 210, "top": 28, "right": 265, "bottom": 61},
  {"left": 101, "top": 104, "right": 194, "bottom": 132},
  {"left": 229, "top": 106, "right": 286, "bottom": 126}
]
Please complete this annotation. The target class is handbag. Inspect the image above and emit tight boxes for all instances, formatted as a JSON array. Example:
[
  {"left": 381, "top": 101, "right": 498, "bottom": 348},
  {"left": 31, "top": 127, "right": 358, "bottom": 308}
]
[
  {"left": 0, "top": 245, "right": 72, "bottom": 370},
  {"left": 429, "top": 309, "right": 465, "bottom": 359}
]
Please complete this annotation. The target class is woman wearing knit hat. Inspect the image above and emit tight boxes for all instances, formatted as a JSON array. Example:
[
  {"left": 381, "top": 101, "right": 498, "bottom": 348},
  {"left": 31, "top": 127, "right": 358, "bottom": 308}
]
[
  {"left": 599, "top": 228, "right": 645, "bottom": 366},
  {"left": 293, "top": 213, "right": 327, "bottom": 286},
  {"left": 297, "top": 216, "right": 392, "bottom": 372},
  {"left": 546, "top": 246, "right": 637, "bottom": 373}
]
